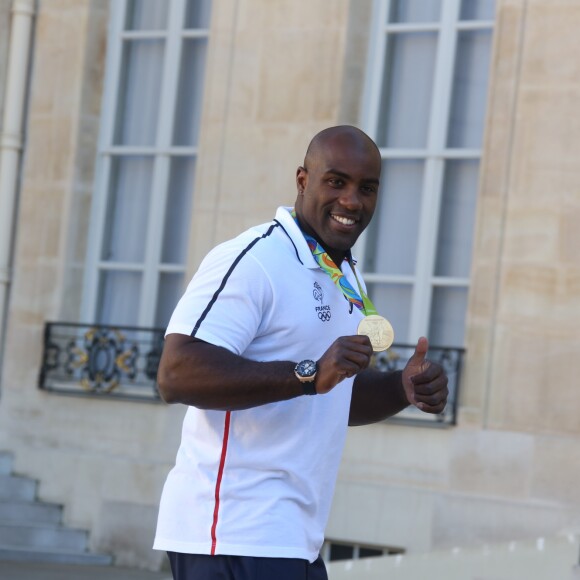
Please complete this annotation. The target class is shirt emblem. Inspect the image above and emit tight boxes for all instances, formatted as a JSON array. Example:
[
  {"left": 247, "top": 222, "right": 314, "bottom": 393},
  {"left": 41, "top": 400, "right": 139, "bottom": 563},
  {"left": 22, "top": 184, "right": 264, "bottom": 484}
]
[{"left": 313, "top": 282, "right": 332, "bottom": 322}]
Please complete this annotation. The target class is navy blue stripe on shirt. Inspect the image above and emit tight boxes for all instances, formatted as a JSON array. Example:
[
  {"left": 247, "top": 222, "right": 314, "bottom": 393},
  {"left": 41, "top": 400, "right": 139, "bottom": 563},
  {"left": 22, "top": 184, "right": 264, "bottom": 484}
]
[
  {"left": 191, "top": 222, "right": 279, "bottom": 337},
  {"left": 273, "top": 219, "right": 303, "bottom": 265}
]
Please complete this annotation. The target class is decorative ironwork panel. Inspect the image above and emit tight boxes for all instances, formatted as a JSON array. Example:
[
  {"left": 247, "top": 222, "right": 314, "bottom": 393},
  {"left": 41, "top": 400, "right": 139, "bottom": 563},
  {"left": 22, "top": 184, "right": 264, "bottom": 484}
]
[
  {"left": 40, "top": 323, "right": 165, "bottom": 402},
  {"left": 40, "top": 323, "right": 464, "bottom": 423},
  {"left": 373, "top": 343, "right": 464, "bottom": 426}
]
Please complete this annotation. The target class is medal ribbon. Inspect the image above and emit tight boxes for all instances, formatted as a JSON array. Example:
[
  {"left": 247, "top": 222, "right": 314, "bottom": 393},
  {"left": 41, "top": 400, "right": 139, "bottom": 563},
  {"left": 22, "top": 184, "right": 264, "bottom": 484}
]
[{"left": 291, "top": 210, "right": 378, "bottom": 316}]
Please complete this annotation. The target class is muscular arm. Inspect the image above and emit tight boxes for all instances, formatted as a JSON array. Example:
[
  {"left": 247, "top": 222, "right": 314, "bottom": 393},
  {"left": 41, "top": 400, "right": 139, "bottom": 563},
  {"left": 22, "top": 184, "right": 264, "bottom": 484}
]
[
  {"left": 348, "top": 338, "right": 449, "bottom": 426},
  {"left": 349, "top": 369, "right": 409, "bottom": 426},
  {"left": 157, "top": 334, "right": 302, "bottom": 410},
  {"left": 157, "top": 333, "right": 374, "bottom": 411}
]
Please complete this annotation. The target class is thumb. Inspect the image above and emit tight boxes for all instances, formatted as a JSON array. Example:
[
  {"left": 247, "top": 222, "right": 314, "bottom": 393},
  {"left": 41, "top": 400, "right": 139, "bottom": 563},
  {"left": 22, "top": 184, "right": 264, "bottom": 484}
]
[{"left": 409, "top": 336, "right": 428, "bottom": 364}]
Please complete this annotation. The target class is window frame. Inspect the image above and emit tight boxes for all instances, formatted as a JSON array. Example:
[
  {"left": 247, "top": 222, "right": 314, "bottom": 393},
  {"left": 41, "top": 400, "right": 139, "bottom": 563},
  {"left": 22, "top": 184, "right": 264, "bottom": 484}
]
[
  {"left": 357, "top": 0, "right": 495, "bottom": 346},
  {"left": 82, "top": 0, "right": 209, "bottom": 327}
]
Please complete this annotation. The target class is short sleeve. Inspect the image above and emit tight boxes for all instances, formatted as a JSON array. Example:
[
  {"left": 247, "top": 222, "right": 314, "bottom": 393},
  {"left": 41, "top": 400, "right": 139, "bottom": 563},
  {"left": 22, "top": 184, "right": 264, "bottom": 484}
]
[{"left": 165, "top": 240, "right": 273, "bottom": 356}]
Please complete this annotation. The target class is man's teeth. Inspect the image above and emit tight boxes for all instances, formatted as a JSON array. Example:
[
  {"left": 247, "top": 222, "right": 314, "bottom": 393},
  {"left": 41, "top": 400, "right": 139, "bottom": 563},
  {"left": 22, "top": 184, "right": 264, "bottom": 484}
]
[{"left": 332, "top": 215, "right": 356, "bottom": 226}]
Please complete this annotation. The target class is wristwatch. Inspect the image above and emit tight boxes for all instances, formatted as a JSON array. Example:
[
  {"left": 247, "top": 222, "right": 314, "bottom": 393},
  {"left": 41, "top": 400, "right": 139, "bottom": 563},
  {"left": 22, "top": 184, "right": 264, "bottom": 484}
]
[{"left": 294, "top": 359, "right": 318, "bottom": 395}]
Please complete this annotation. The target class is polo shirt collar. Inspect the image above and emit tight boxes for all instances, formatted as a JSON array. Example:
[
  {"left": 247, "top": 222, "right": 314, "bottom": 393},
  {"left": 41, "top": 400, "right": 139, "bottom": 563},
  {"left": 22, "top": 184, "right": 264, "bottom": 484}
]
[{"left": 274, "top": 206, "right": 357, "bottom": 271}]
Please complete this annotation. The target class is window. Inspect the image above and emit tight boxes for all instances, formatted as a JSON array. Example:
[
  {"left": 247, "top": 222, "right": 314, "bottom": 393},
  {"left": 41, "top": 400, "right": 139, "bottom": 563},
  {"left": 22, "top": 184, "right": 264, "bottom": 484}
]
[
  {"left": 82, "top": 0, "right": 211, "bottom": 328},
  {"left": 359, "top": 0, "right": 495, "bottom": 347},
  {"left": 321, "top": 539, "right": 404, "bottom": 562}
]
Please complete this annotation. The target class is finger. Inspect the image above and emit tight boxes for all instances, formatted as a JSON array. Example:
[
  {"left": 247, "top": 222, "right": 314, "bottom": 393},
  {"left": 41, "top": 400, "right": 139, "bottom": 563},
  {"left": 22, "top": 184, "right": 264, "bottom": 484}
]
[
  {"left": 414, "top": 379, "right": 449, "bottom": 408},
  {"left": 411, "top": 363, "right": 440, "bottom": 385},
  {"left": 416, "top": 400, "right": 447, "bottom": 414},
  {"left": 318, "top": 344, "right": 372, "bottom": 382},
  {"left": 334, "top": 338, "right": 373, "bottom": 364},
  {"left": 408, "top": 336, "right": 429, "bottom": 365},
  {"left": 414, "top": 387, "right": 448, "bottom": 409},
  {"left": 338, "top": 350, "right": 373, "bottom": 374},
  {"left": 337, "top": 335, "right": 373, "bottom": 350},
  {"left": 412, "top": 367, "right": 448, "bottom": 392}
]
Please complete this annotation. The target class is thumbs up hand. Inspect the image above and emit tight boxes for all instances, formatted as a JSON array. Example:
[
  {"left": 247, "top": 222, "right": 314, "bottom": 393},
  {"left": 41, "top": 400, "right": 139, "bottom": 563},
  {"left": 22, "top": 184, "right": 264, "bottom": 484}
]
[{"left": 401, "top": 337, "right": 449, "bottom": 414}]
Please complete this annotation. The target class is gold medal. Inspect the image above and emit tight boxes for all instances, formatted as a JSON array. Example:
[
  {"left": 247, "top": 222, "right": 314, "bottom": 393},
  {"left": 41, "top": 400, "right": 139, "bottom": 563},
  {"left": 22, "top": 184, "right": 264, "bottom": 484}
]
[{"left": 357, "top": 315, "right": 394, "bottom": 352}]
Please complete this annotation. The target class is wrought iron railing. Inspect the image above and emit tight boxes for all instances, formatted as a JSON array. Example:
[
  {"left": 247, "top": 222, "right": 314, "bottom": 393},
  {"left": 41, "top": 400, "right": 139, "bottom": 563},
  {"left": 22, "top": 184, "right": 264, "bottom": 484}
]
[
  {"left": 40, "top": 322, "right": 164, "bottom": 402},
  {"left": 40, "top": 323, "right": 464, "bottom": 425},
  {"left": 374, "top": 344, "right": 464, "bottom": 426}
]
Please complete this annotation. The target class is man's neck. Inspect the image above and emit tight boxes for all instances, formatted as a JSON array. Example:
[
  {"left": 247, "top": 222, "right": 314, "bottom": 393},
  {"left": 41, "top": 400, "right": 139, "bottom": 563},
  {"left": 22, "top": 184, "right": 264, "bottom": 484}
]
[
  {"left": 327, "top": 248, "right": 348, "bottom": 268},
  {"left": 293, "top": 211, "right": 349, "bottom": 267}
]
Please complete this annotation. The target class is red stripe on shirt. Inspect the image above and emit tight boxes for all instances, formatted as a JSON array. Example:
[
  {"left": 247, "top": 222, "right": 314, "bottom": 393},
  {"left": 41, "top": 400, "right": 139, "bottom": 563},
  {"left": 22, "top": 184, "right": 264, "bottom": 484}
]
[{"left": 210, "top": 410, "right": 231, "bottom": 555}]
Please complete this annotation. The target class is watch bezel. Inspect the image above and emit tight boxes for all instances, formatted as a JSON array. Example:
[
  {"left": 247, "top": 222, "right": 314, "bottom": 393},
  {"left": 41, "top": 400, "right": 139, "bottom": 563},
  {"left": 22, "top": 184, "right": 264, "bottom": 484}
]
[{"left": 294, "top": 359, "right": 317, "bottom": 382}]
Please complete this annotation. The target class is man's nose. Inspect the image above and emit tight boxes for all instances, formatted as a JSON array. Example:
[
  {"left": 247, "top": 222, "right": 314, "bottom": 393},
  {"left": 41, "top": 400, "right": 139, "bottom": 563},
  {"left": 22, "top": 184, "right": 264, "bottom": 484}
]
[{"left": 338, "top": 186, "right": 363, "bottom": 210}]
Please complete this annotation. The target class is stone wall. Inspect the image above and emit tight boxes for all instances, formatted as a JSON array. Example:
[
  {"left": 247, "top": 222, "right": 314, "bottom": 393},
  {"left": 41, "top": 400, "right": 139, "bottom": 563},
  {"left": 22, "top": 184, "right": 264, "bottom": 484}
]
[
  {"left": 185, "top": 0, "right": 355, "bottom": 273},
  {"left": 331, "top": 0, "right": 580, "bottom": 555},
  {"left": 0, "top": 0, "right": 364, "bottom": 569},
  {"left": 0, "top": 0, "right": 176, "bottom": 569},
  {"left": 2, "top": 0, "right": 579, "bottom": 570}
]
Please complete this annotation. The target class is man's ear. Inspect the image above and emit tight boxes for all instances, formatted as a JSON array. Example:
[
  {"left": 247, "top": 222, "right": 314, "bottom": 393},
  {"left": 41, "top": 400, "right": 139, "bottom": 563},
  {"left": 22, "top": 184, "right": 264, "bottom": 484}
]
[{"left": 296, "top": 166, "right": 307, "bottom": 194}]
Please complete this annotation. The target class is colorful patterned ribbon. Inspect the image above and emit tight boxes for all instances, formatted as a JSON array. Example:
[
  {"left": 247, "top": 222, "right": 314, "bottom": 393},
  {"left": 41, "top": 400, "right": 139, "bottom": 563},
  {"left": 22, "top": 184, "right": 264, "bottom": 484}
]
[{"left": 291, "top": 210, "right": 378, "bottom": 316}]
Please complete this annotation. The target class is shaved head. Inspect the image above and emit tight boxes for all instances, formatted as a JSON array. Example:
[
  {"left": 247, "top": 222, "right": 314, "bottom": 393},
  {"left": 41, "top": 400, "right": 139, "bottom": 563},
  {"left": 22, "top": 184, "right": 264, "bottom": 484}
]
[{"left": 303, "top": 126, "right": 381, "bottom": 172}]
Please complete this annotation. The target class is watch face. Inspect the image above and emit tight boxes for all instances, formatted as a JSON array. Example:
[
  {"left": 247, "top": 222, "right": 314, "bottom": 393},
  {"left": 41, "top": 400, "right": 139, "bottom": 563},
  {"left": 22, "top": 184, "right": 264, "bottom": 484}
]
[{"left": 297, "top": 360, "right": 316, "bottom": 377}]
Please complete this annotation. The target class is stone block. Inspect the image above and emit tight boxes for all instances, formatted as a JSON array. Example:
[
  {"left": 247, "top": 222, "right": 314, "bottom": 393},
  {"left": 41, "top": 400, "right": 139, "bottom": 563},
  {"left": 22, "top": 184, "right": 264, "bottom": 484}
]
[
  {"left": 532, "top": 435, "right": 580, "bottom": 505},
  {"left": 94, "top": 500, "right": 164, "bottom": 570},
  {"left": 256, "top": 30, "right": 343, "bottom": 124},
  {"left": 512, "top": 87, "right": 580, "bottom": 202},
  {"left": 521, "top": 2, "right": 580, "bottom": 86},
  {"left": 449, "top": 429, "right": 533, "bottom": 498},
  {"left": 340, "top": 423, "right": 451, "bottom": 489},
  {"left": 327, "top": 481, "right": 433, "bottom": 553},
  {"left": 477, "top": 1, "right": 527, "bottom": 201},
  {"left": 432, "top": 493, "right": 580, "bottom": 550}
]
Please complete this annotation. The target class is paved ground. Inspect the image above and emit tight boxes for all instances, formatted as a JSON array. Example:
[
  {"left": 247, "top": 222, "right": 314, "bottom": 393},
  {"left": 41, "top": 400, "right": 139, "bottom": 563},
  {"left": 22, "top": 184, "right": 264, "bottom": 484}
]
[{"left": 0, "top": 560, "right": 172, "bottom": 580}]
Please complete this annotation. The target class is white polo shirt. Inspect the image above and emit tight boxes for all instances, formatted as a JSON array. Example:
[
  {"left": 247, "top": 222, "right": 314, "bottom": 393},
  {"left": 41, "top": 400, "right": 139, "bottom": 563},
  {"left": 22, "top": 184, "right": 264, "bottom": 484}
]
[{"left": 154, "top": 206, "right": 366, "bottom": 563}]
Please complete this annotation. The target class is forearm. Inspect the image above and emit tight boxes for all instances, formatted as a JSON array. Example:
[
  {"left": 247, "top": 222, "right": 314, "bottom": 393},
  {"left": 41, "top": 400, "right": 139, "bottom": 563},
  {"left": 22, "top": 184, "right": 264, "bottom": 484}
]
[
  {"left": 157, "top": 335, "right": 303, "bottom": 410},
  {"left": 348, "top": 369, "right": 410, "bottom": 426}
]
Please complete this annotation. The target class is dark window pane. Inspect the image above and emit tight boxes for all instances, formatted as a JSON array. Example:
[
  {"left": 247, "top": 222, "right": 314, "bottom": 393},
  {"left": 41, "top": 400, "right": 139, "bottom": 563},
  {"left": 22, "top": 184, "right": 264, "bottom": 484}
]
[
  {"left": 359, "top": 547, "right": 384, "bottom": 558},
  {"left": 460, "top": 0, "right": 495, "bottom": 20},
  {"left": 185, "top": 0, "right": 212, "bottom": 28},
  {"left": 115, "top": 40, "right": 165, "bottom": 146},
  {"left": 102, "top": 157, "right": 154, "bottom": 263},
  {"left": 126, "top": 0, "right": 168, "bottom": 30},
  {"left": 429, "top": 286, "right": 468, "bottom": 347},
  {"left": 97, "top": 271, "right": 142, "bottom": 326},
  {"left": 435, "top": 160, "right": 480, "bottom": 278},
  {"left": 173, "top": 39, "right": 208, "bottom": 146},
  {"left": 329, "top": 544, "right": 354, "bottom": 562},
  {"left": 389, "top": 0, "right": 442, "bottom": 23},
  {"left": 364, "top": 160, "right": 423, "bottom": 276},
  {"left": 161, "top": 158, "right": 196, "bottom": 264},
  {"left": 447, "top": 30, "right": 493, "bottom": 148},
  {"left": 156, "top": 273, "right": 184, "bottom": 327},
  {"left": 377, "top": 33, "right": 438, "bottom": 148}
]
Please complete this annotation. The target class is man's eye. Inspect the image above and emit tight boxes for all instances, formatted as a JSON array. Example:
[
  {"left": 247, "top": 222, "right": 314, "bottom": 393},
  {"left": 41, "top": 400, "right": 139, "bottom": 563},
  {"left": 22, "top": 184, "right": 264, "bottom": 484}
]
[{"left": 329, "top": 178, "right": 343, "bottom": 187}]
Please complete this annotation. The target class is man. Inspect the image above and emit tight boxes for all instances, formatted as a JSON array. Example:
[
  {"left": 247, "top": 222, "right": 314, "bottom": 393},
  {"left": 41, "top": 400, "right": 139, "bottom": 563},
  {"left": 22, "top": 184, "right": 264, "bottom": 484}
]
[{"left": 154, "top": 126, "right": 448, "bottom": 579}]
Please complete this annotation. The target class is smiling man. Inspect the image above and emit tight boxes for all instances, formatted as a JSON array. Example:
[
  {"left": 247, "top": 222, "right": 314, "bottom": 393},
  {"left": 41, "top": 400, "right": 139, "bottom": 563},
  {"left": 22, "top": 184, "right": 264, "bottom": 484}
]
[
  {"left": 294, "top": 126, "right": 380, "bottom": 267},
  {"left": 153, "top": 126, "right": 448, "bottom": 580}
]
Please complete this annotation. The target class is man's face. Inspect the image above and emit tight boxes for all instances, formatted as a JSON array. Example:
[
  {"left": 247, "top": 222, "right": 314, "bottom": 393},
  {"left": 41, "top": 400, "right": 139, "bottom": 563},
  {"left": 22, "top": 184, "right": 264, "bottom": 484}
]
[{"left": 295, "top": 136, "right": 381, "bottom": 260}]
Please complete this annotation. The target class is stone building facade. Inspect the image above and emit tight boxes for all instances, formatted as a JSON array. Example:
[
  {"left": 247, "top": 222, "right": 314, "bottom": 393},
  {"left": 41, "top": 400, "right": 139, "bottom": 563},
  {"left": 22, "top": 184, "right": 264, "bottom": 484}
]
[{"left": 0, "top": 0, "right": 579, "bottom": 572}]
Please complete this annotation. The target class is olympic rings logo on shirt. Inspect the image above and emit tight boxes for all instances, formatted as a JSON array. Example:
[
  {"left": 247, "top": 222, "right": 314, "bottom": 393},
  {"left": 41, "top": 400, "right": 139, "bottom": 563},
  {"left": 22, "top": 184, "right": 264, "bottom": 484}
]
[{"left": 317, "top": 311, "right": 331, "bottom": 322}]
